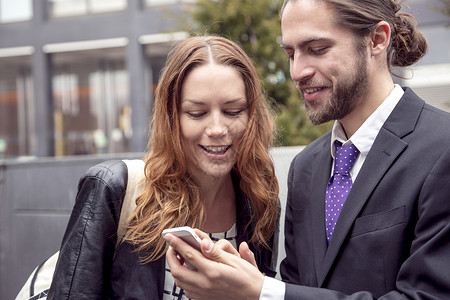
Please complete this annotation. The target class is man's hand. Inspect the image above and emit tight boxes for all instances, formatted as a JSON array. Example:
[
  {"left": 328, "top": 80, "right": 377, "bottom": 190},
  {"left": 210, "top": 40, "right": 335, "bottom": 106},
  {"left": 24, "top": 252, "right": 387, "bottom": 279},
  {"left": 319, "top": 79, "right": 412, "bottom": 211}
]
[
  {"left": 164, "top": 230, "right": 265, "bottom": 300},
  {"left": 194, "top": 229, "right": 257, "bottom": 268}
]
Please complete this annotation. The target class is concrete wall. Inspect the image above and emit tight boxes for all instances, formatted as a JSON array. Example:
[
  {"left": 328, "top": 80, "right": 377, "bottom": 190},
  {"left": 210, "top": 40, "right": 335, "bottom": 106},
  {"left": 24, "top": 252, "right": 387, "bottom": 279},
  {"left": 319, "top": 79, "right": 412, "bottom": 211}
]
[{"left": 1, "top": 146, "right": 303, "bottom": 299}]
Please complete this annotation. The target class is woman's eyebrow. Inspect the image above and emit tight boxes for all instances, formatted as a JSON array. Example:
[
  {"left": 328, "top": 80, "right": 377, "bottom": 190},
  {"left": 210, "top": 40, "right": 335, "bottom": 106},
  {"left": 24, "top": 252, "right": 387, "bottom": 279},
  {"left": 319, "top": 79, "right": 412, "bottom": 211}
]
[{"left": 182, "top": 99, "right": 206, "bottom": 105}]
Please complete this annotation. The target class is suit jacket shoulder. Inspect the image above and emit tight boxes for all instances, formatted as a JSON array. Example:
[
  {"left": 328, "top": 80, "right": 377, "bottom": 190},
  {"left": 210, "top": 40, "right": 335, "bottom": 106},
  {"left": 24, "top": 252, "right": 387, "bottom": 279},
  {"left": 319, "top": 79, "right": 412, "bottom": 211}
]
[{"left": 282, "top": 88, "right": 450, "bottom": 299}]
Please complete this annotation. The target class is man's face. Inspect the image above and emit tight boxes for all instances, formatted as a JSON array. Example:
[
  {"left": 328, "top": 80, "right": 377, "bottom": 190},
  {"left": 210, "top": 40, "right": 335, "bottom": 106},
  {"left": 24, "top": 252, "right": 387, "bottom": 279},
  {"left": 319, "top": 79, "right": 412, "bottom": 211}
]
[{"left": 281, "top": 0, "right": 370, "bottom": 125}]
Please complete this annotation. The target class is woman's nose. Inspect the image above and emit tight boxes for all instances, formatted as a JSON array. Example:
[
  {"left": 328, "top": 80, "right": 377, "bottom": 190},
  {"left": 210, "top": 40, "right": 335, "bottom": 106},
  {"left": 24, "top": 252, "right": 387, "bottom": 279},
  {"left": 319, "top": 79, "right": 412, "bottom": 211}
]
[{"left": 205, "top": 114, "right": 228, "bottom": 137}]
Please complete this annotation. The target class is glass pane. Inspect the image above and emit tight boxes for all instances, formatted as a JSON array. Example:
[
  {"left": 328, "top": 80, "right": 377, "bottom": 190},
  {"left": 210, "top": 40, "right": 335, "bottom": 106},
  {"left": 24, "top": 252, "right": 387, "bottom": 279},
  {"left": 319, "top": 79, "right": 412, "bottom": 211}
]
[
  {"left": 89, "top": 0, "right": 126, "bottom": 13},
  {"left": 0, "top": 76, "right": 18, "bottom": 159},
  {"left": 144, "top": 42, "right": 174, "bottom": 94},
  {"left": 0, "top": 0, "right": 33, "bottom": 23},
  {"left": 49, "top": 0, "right": 87, "bottom": 18},
  {"left": 0, "top": 56, "right": 33, "bottom": 159},
  {"left": 145, "top": 0, "right": 196, "bottom": 7},
  {"left": 145, "top": 0, "right": 177, "bottom": 6},
  {"left": 51, "top": 47, "right": 129, "bottom": 156},
  {"left": 418, "top": 26, "right": 450, "bottom": 65}
]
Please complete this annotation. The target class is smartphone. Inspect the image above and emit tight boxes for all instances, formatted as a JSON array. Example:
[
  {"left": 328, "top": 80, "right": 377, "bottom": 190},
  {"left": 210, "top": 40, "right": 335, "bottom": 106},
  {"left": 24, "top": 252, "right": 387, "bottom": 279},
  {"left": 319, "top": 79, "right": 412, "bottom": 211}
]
[{"left": 162, "top": 226, "right": 202, "bottom": 270}]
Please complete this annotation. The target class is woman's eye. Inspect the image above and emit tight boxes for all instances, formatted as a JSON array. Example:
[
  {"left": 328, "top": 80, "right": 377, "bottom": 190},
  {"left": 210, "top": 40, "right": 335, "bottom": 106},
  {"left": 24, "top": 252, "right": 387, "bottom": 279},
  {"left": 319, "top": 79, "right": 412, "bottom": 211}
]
[
  {"left": 186, "top": 112, "right": 206, "bottom": 118},
  {"left": 225, "top": 110, "right": 244, "bottom": 117}
]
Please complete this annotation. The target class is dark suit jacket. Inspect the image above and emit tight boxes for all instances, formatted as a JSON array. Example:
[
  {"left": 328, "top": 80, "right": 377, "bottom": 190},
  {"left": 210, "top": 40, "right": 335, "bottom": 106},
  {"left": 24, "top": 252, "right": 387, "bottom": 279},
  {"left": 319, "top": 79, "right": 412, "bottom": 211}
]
[{"left": 280, "top": 88, "right": 450, "bottom": 299}]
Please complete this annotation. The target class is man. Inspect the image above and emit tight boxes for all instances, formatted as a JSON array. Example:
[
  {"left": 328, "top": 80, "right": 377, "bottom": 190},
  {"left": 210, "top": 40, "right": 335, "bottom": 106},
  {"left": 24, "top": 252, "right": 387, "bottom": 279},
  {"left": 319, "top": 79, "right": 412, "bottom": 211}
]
[{"left": 165, "top": 0, "right": 450, "bottom": 299}]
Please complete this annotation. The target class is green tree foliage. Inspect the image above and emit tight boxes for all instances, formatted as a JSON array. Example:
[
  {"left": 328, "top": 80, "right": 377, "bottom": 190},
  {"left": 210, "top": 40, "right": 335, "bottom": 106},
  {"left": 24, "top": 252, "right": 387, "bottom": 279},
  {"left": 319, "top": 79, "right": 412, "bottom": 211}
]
[
  {"left": 191, "top": 0, "right": 290, "bottom": 106},
  {"left": 182, "top": 0, "right": 332, "bottom": 145}
]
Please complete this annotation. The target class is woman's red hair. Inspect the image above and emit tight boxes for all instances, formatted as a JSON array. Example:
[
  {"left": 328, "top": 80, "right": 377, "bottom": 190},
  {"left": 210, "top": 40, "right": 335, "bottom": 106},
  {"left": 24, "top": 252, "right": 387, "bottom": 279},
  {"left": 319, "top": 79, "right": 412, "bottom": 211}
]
[{"left": 126, "top": 35, "right": 279, "bottom": 262}]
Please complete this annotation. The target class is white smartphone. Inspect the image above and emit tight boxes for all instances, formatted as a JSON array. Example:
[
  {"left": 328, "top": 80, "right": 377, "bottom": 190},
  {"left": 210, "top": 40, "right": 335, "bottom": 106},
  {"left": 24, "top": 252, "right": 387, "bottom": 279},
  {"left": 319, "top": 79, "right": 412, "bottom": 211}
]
[{"left": 162, "top": 226, "right": 202, "bottom": 270}]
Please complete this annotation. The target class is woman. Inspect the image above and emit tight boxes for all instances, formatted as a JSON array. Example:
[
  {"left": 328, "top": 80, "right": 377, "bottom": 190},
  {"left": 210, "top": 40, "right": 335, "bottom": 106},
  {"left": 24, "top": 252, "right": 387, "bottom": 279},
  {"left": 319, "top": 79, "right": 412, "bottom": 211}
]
[{"left": 48, "top": 35, "right": 279, "bottom": 299}]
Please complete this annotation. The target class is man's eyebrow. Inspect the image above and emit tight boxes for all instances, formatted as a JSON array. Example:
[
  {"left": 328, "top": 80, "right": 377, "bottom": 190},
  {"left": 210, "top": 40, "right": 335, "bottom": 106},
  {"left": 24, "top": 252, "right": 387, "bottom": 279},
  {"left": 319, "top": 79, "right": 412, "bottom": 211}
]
[{"left": 281, "top": 37, "right": 332, "bottom": 50}]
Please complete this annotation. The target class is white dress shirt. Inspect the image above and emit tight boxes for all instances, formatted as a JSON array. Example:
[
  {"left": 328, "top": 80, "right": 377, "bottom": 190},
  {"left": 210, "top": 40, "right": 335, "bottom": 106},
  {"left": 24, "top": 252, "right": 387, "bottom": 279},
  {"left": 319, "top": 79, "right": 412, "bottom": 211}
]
[{"left": 259, "top": 84, "right": 404, "bottom": 299}]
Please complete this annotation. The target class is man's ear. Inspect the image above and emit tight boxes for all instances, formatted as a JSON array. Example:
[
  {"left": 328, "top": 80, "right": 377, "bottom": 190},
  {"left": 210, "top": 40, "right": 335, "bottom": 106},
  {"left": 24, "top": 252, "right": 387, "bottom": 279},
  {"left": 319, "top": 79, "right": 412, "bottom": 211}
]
[{"left": 370, "top": 21, "right": 391, "bottom": 57}]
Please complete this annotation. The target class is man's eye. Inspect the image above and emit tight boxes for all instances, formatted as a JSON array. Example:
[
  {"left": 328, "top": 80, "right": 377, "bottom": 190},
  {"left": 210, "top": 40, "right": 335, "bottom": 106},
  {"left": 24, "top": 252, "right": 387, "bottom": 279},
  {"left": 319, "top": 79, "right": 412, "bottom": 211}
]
[
  {"left": 311, "top": 47, "right": 327, "bottom": 55},
  {"left": 284, "top": 52, "right": 294, "bottom": 61},
  {"left": 281, "top": 48, "right": 294, "bottom": 60}
]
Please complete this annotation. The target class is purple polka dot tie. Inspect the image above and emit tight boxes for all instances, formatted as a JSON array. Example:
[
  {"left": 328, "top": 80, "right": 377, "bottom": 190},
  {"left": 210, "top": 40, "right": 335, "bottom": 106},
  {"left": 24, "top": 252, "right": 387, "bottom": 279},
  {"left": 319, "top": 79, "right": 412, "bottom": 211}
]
[{"left": 325, "top": 141, "right": 359, "bottom": 243}]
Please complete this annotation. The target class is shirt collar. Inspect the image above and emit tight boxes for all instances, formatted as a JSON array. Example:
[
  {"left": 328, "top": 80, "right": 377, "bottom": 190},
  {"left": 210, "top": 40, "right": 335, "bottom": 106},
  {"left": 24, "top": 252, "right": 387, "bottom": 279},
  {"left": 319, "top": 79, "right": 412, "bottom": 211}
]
[{"left": 330, "top": 84, "right": 404, "bottom": 158}]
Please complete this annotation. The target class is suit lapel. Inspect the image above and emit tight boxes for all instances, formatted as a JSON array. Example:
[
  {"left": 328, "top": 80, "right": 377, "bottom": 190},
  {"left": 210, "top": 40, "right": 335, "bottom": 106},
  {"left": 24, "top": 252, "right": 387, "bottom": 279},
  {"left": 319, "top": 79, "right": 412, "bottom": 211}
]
[
  {"left": 318, "top": 130, "right": 407, "bottom": 285},
  {"left": 317, "top": 88, "right": 424, "bottom": 286},
  {"left": 310, "top": 138, "right": 333, "bottom": 284}
]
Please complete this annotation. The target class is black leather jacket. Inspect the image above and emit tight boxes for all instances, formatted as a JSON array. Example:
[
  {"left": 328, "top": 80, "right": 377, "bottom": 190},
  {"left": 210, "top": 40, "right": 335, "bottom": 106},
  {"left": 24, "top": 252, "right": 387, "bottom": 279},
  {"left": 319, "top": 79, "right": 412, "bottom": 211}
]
[{"left": 48, "top": 160, "right": 278, "bottom": 299}]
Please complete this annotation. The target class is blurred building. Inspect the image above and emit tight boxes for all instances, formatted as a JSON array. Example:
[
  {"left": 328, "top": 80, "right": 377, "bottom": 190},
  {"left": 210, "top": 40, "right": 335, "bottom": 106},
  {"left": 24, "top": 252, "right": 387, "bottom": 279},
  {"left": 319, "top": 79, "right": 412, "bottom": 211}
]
[
  {"left": 0, "top": 0, "right": 194, "bottom": 159},
  {"left": 399, "top": 0, "right": 450, "bottom": 113},
  {"left": 0, "top": 0, "right": 449, "bottom": 160},
  {"left": 0, "top": 0, "right": 449, "bottom": 299}
]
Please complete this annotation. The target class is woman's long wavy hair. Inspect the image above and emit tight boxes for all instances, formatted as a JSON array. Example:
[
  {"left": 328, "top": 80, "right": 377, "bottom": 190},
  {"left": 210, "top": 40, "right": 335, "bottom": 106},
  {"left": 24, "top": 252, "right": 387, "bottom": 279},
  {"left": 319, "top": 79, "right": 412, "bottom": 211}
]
[{"left": 125, "top": 35, "right": 279, "bottom": 263}]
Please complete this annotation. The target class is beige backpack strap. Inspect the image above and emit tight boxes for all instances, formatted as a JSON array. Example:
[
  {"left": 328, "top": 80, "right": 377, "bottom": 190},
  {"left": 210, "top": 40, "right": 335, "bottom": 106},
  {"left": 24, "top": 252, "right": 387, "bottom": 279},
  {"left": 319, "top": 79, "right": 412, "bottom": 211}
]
[{"left": 116, "top": 159, "right": 145, "bottom": 247}]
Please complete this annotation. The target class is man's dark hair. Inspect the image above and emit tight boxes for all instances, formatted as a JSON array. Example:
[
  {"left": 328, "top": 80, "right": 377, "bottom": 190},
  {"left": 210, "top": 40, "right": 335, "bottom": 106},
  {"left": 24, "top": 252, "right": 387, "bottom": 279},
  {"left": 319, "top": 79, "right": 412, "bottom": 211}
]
[{"left": 281, "top": 0, "right": 428, "bottom": 69}]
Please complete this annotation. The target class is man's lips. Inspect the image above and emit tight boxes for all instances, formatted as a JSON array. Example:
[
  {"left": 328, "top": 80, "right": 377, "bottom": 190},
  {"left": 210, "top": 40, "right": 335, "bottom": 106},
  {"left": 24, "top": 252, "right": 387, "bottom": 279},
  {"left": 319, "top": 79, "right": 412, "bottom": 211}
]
[
  {"left": 300, "top": 86, "right": 330, "bottom": 102},
  {"left": 302, "top": 87, "right": 326, "bottom": 94}
]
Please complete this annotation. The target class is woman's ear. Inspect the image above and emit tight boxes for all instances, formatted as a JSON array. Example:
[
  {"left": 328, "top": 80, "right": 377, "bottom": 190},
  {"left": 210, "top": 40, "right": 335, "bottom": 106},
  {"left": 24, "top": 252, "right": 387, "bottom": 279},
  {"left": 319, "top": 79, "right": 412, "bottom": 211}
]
[{"left": 370, "top": 21, "right": 391, "bottom": 57}]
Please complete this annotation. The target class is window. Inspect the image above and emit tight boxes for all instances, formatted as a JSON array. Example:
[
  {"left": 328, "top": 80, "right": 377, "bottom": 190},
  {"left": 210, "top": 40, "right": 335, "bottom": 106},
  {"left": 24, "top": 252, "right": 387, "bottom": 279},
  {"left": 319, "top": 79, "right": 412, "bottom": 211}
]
[
  {"left": 51, "top": 47, "right": 130, "bottom": 156},
  {"left": 144, "top": 42, "right": 173, "bottom": 94},
  {"left": 144, "top": 0, "right": 196, "bottom": 7},
  {"left": 417, "top": 26, "right": 450, "bottom": 65},
  {"left": 49, "top": 0, "right": 126, "bottom": 18},
  {"left": 140, "top": 32, "right": 189, "bottom": 95},
  {"left": 0, "top": 0, "right": 32, "bottom": 23},
  {"left": 0, "top": 55, "right": 34, "bottom": 159}
]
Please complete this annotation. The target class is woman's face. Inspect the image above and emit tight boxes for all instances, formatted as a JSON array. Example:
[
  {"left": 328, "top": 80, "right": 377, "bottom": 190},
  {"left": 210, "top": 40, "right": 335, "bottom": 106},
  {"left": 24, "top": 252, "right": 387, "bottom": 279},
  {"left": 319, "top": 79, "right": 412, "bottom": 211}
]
[{"left": 179, "top": 63, "right": 249, "bottom": 182}]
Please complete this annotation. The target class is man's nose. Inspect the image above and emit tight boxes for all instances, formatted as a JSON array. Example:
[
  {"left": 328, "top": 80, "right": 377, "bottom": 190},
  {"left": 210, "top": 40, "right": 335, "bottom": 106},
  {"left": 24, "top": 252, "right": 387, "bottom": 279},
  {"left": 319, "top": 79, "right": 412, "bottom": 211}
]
[{"left": 290, "top": 54, "right": 315, "bottom": 84}]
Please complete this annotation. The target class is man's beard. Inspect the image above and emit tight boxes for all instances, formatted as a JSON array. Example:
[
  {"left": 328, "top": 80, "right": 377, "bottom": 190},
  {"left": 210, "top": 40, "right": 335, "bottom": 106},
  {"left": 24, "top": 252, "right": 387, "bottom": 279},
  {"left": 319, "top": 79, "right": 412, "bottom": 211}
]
[{"left": 302, "top": 54, "right": 370, "bottom": 125}]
